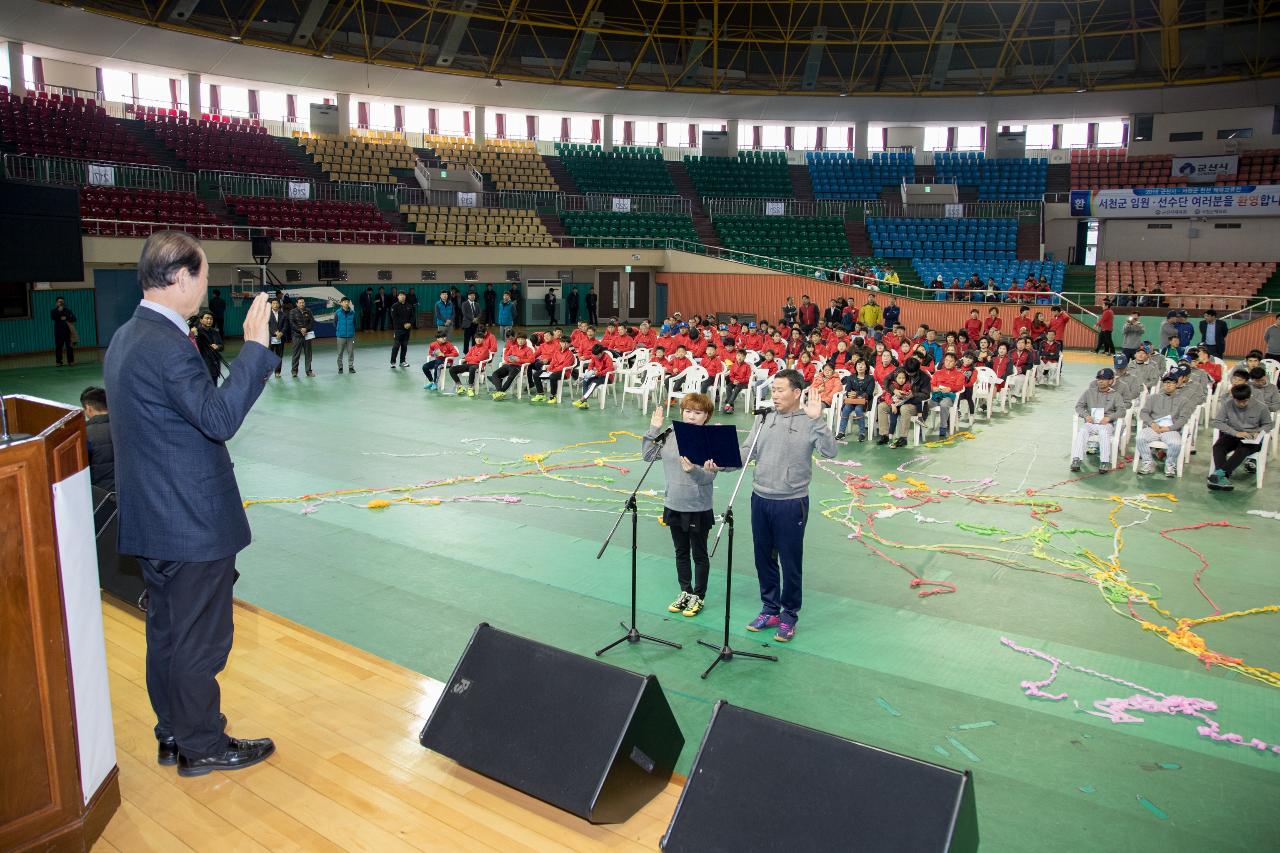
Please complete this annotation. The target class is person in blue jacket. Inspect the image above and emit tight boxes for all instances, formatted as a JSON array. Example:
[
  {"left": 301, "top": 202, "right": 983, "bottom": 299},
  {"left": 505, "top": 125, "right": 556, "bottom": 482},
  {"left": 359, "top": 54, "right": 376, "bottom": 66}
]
[
  {"left": 434, "top": 291, "right": 455, "bottom": 338},
  {"left": 496, "top": 290, "right": 516, "bottom": 338},
  {"left": 333, "top": 296, "right": 356, "bottom": 373},
  {"left": 1175, "top": 310, "right": 1195, "bottom": 349}
]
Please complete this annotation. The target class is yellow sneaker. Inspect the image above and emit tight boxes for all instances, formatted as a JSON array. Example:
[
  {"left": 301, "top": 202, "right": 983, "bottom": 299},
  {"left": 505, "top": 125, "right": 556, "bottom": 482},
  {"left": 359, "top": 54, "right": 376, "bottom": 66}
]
[
  {"left": 465, "top": 389, "right": 476, "bottom": 397},
  {"left": 530, "top": 394, "right": 546, "bottom": 402},
  {"left": 573, "top": 400, "right": 588, "bottom": 409},
  {"left": 681, "top": 595, "right": 704, "bottom": 617},
  {"left": 546, "top": 397, "right": 558, "bottom": 405},
  {"left": 667, "top": 592, "right": 692, "bottom": 613}
]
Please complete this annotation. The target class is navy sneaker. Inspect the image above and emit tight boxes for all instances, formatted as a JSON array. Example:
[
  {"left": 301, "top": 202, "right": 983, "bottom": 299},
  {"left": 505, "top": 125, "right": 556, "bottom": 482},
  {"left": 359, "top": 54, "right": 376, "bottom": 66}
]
[
  {"left": 774, "top": 622, "right": 796, "bottom": 642},
  {"left": 746, "top": 613, "right": 781, "bottom": 632}
]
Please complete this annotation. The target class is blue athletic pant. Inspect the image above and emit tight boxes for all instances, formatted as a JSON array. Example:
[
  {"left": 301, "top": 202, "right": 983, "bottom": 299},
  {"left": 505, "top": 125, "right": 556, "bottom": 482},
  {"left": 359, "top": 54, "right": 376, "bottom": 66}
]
[{"left": 750, "top": 493, "right": 808, "bottom": 625}]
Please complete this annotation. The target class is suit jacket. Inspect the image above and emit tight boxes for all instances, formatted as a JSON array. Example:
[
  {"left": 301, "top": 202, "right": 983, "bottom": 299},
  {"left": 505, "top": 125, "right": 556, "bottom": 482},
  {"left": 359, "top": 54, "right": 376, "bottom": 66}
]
[
  {"left": 268, "top": 308, "right": 285, "bottom": 342},
  {"left": 1198, "top": 319, "right": 1229, "bottom": 355},
  {"left": 460, "top": 298, "right": 481, "bottom": 327},
  {"left": 103, "top": 305, "right": 279, "bottom": 561}
]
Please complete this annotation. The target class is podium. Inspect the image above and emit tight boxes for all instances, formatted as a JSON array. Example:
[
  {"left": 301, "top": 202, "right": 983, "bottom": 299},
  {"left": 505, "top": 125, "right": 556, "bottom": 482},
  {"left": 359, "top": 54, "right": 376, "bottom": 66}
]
[{"left": 1, "top": 395, "right": 120, "bottom": 851}]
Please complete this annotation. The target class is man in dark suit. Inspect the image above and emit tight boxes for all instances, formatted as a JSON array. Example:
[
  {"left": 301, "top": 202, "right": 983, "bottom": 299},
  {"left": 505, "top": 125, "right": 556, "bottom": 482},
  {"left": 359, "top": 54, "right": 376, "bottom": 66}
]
[
  {"left": 358, "top": 287, "right": 373, "bottom": 332},
  {"left": 1198, "top": 309, "right": 1229, "bottom": 359},
  {"left": 374, "top": 286, "right": 389, "bottom": 331},
  {"left": 51, "top": 295, "right": 77, "bottom": 366},
  {"left": 103, "top": 230, "right": 278, "bottom": 777},
  {"left": 585, "top": 286, "right": 598, "bottom": 325},
  {"left": 459, "top": 290, "right": 482, "bottom": 354},
  {"left": 267, "top": 296, "right": 286, "bottom": 378},
  {"left": 208, "top": 288, "right": 226, "bottom": 335},
  {"left": 289, "top": 297, "right": 315, "bottom": 377},
  {"left": 483, "top": 283, "right": 496, "bottom": 324}
]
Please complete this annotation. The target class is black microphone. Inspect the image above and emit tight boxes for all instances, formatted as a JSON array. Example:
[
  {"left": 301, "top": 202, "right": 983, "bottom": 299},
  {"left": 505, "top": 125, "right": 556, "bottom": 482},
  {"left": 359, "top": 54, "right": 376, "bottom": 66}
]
[
  {"left": 751, "top": 406, "right": 774, "bottom": 416},
  {"left": 652, "top": 424, "right": 674, "bottom": 442}
]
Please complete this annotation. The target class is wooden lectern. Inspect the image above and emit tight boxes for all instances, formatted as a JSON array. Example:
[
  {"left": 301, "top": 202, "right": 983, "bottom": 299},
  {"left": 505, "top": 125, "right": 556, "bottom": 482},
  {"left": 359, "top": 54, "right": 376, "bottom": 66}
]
[{"left": 1, "top": 395, "right": 120, "bottom": 851}]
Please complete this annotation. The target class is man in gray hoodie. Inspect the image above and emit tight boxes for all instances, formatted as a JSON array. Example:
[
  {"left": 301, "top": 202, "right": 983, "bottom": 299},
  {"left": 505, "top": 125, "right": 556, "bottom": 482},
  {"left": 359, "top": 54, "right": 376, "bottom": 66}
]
[
  {"left": 1208, "top": 384, "right": 1273, "bottom": 490},
  {"left": 741, "top": 369, "right": 837, "bottom": 643},
  {"left": 1265, "top": 312, "right": 1280, "bottom": 361},
  {"left": 1135, "top": 373, "right": 1196, "bottom": 476},
  {"left": 1071, "top": 368, "right": 1123, "bottom": 473}
]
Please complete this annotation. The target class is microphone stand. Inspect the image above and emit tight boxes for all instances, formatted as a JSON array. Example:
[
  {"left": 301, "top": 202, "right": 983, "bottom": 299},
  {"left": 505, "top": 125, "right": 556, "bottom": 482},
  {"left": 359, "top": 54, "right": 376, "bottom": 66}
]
[
  {"left": 699, "top": 408, "right": 778, "bottom": 679},
  {"left": 595, "top": 427, "right": 683, "bottom": 657}
]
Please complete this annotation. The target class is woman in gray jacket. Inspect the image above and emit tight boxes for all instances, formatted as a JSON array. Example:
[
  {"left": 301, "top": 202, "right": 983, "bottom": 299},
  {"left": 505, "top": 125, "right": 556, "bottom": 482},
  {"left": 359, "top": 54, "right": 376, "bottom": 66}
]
[{"left": 643, "top": 394, "right": 723, "bottom": 617}]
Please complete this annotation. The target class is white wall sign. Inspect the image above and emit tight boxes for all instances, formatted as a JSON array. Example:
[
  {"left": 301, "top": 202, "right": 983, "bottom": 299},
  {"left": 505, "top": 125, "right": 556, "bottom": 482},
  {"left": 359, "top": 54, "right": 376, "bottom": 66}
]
[
  {"left": 944, "top": 203, "right": 965, "bottom": 218},
  {"left": 86, "top": 164, "right": 115, "bottom": 186},
  {"left": 287, "top": 181, "right": 311, "bottom": 200},
  {"left": 1172, "top": 155, "right": 1239, "bottom": 183},
  {"left": 612, "top": 197, "right": 632, "bottom": 213},
  {"left": 457, "top": 191, "right": 477, "bottom": 207},
  {"left": 764, "top": 201, "right": 785, "bottom": 216}
]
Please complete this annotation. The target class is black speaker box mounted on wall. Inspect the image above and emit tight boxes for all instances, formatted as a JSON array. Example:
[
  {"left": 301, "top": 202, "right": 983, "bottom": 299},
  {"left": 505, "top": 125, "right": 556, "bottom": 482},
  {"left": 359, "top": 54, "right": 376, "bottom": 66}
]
[
  {"left": 317, "top": 259, "right": 340, "bottom": 280},
  {"left": 419, "top": 623, "right": 684, "bottom": 824},
  {"left": 662, "top": 702, "right": 978, "bottom": 852},
  {"left": 250, "top": 235, "right": 273, "bottom": 258}
]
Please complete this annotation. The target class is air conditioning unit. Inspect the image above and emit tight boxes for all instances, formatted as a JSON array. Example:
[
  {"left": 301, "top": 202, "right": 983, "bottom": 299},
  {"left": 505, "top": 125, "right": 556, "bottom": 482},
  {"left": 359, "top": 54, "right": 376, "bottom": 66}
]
[{"left": 1224, "top": 140, "right": 1240, "bottom": 154}]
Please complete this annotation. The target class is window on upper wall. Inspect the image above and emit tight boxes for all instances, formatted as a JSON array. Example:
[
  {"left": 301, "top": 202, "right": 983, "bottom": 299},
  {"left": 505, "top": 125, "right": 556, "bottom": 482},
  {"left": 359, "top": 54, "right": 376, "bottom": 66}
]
[
  {"left": 793, "top": 126, "right": 818, "bottom": 151},
  {"left": 569, "top": 115, "right": 593, "bottom": 142},
  {"left": 633, "top": 120, "right": 659, "bottom": 146},
  {"left": 1061, "top": 122, "right": 1089, "bottom": 148},
  {"left": 100, "top": 68, "right": 132, "bottom": 103},
  {"left": 504, "top": 112, "right": 528, "bottom": 139},
  {"left": 403, "top": 104, "right": 430, "bottom": 132},
  {"left": 825, "top": 125, "right": 850, "bottom": 150},
  {"left": 1025, "top": 124, "right": 1054, "bottom": 149},
  {"left": 438, "top": 106, "right": 467, "bottom": 136},
  {"left": 22, "top": 54, "right": 35, "bottom": 85},
  {"left": 955, "top": 125, "right": 983, "bottom": 150},
  {"left": 218, "top": 85, "right": 248, "bottom": 116},
  {"left": 137, "top": 73, "right": 171, "bottom": 108},
  {"left": 761, "top": 125, "right": 785, "bottom": 149},
  {"left": 258, "top": 90, "right": 287, "bottom": 122},
  {"left": 1217, "top": 127, "right": 1253, "bottom": 140},
  {"left": 868, "top": 125, "right": 887, "bottom": 152},
  {"left": 1096, "top": 120, "right": 1126, "bottom": 147},
  {"left": 368, "top": 102, "right": 395, "bottom": 130},
  {"left": 737, "top": 122, "right": 754, "bottom": 148},
  {"left": 1169, "top": 131, "right": 1204, "bottom": 142},
  {"left": 483, "top": 109, "right": 500, "bottom": 137},
  {"left": 923, "top": 126, "right": 949, "bottom": 151}
]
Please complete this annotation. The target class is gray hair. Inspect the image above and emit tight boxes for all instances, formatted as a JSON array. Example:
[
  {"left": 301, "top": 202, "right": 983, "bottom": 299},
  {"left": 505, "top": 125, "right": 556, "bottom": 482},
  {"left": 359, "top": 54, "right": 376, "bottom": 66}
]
[
  {"left": 137, "top": 230, "right": 203, "bottom": 291},
  {"left": 773, "top": 368, "right": 805, "bottom": 391}
]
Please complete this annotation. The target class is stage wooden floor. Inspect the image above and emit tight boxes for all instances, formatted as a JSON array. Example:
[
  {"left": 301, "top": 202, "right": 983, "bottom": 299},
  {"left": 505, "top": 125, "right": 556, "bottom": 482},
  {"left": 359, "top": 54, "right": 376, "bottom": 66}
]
[{"left": 93, "top": 598, "right": 681, "bottom": 852}]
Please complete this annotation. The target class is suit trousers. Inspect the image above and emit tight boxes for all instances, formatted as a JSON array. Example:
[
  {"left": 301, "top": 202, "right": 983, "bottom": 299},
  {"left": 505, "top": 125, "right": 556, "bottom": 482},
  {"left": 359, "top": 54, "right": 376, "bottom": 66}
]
[
  {"left": 750, "top": 493, "right": 808, "bottom": 625},
  {"left": 139, "top": 555, "right": 236, "bottom": 759},
  {"left": 291, "top": 336, "right": 313, "bottom": 373},
  {"left": 269, "top": 342, "right": 285, "bottom": 373}
]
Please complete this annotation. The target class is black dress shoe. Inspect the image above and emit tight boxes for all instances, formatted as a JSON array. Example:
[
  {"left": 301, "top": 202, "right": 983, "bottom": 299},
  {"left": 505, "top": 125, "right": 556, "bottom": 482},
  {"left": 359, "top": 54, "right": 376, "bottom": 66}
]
[
  {"left": 158, "top": 714, "right": 227, "bottom": 766},
  {"left": 177, "top": 736, "right": 275, "bottom": 777}
]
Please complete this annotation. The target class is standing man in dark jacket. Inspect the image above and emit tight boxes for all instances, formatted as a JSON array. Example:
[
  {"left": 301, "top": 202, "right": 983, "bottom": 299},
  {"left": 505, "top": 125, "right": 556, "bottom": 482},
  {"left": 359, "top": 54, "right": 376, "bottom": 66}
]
[
  {"left": 798, "top": 295, "right": 819, "bottom": 335},
  {"left": 80, "top": 385, "right": 114, "bottom": 492},
  {"left": 359, "top": 287, "right": 374, "bottom": 332},
  {"left": 289, "top": 296, "right": 315, "bottom": 377},
  {"left": 585, "top": 285, "right": 598, "bottom": 325},
  {"left": 373, "top": 286, "right": 389, "bottom": 331},
  {"left": 544, "top": 288, "right": 558, "bottom": 326},
  {"left": 483, "top": 284, "right": 497, "bottom": 325},
  {"left": 389, "top": 291, "right": 414, "bottom": 367},
  {"left": 208, "top": 288, "right": 226, "bottom": 335},
  {"left": 267, "top": 296, "right": 286, "bottom": 378},
  {"left": 1198, "top": 310, "right": 1229, "bottom": 359},
  {"left": 103, "top": 230, "right": 278, "bottom": 777},
  {"left": 459, "top": 290, "right": 482, "bottom": 354},
  {"left": 51, "top": 295, "right": 77, "bottom": 366},
  {"left": 566, "top": 286, "right": 580, "bottom": 325}
]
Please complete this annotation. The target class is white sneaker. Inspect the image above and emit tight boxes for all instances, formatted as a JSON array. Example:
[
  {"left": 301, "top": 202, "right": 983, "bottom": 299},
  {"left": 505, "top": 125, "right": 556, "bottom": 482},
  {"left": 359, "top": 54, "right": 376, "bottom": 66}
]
[{"left": 1137, "top": 460, "right": 1155, "bottom": 475}]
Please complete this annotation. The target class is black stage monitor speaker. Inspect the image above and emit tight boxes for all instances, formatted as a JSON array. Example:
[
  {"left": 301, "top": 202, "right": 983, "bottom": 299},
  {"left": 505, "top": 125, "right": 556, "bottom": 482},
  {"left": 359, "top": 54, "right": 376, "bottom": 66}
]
[
  {"left": 251, "top": 235, "right": 273, "bottom": 258},
  {"left": 662, "top": 702, "right": 978, "bottom": 852},
  {"left": 317, "top": 259, "right": 340, "bottom": 280},
  {"left": 419, "top": 623, "right": 684, "bottom": 824}
]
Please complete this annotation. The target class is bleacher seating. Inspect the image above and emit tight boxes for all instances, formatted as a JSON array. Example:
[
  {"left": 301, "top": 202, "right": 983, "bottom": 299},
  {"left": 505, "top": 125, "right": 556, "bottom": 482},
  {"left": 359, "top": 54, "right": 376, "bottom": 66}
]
[
  {"left": 932, "top": 152, "right": 1046, "bottom": 199},
  {"left": 867, "top": 217, "right": 1018, "bottom": 260},
  {"left": 398, "top": 204, "right": 554, "bottom": 247},
  {"left": 713, "top": 214, "right": 851, "bottom": 267},
  {"left": 0, "top": 92, "right": 150, "bottom": 162},
  {"left": 226, "top": 196, "right": 396, "bottom": 239},
  {"left": 294, "top": 131, "right": 415, "bottom": 182},
  {"left": 561, "top": 211, "right": 697, "bottom": 246},
  {"left": 805, "top": 151, "right": 914, "bottom": 200},
  {"left": 1095, "top": 260, "right": 1275, "bottom": 309},
  {"left": 145, "top": 116, "right": 309, "bottom": 176},
  {"left": 422, "top": 135, "right": 556, "bottom": 192},
  {"left": 683, "top": 151, "right": 791, "bottom": 198},
  {"left": 553, "top": 144, "right": 676, "bottom": 195},
  {"left": 80, "top": 186, "right": 221, "bottom": 228},
  {"left": 911, "top": 260, "right": 1066, "bottom": 293},
  {"left": 1071, "top": 147, "right": 1280, "bottom": 190}
]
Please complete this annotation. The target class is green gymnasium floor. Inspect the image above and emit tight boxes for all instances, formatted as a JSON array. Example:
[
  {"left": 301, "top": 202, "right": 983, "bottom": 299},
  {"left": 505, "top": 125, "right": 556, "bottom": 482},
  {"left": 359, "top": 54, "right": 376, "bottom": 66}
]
[{"left": 8, "top": 339, "right": 1279, "bottom": 852}]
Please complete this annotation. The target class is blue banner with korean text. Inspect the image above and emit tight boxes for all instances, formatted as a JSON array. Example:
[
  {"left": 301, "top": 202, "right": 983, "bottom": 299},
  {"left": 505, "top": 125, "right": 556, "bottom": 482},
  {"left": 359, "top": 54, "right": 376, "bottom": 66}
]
[{"left": 1070, "top": 185, "right": 1280, "bottom": 218}]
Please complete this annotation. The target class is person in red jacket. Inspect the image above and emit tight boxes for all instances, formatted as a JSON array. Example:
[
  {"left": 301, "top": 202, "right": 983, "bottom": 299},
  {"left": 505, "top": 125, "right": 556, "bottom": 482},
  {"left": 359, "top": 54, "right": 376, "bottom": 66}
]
[
  {"left": 794, "top": 351, "right": 817, "bottom": 384},
  {"left": 1029, "top": 312, "right": 1048, "bottom": 341},
  {"left": 982, "top": 306, "right": 1003, "bottom": 340},
  {"left": 448, "top": 337, "right": 492, "bottom": 396},
  {"left": 1048, "top": 305, "right": 1069, "bottom": 341},
  {"left": 963, "top": 309, "right": 983, "bottom": 341},
  {"left": 422, "top": 330, "right": 459, "bottom": 390},
  {"left": 1011, "top": 306, "right": 1032, "bottom": 339},
  {"left": 572, "top": 344, "right": 615, "bottom": 408},
  {"left": 809, "top": 362, "right": 844, "bottom": 408},
  {"left": 1095, "top": 300, "right": 1116, "bottom": 354},
  {"left": 530, "top": 337, "right": 577, "bottom": 403},
  {"left": 930, "top": 352, "right": 967, "bottom": 438},
  {"left": 634, "top": 321, "right": 657, "bottom": 350},
  {"left": 666, "top": 344, "right": 693, "bottom": 389},
  {"left": 990, "top": 341, "right": 1014, "bottom": 389},
  {"left": 489, "top": 331, "right": 536, "bottom": 399},
  {"left": 472, "top": 324, "right": 497, "bottom": 355},
  {"left": 697, "top": 343, "right": 725, "bottom": 396},
  {"left": 722, "top": 349, "right": 753, "bottom": 413}
]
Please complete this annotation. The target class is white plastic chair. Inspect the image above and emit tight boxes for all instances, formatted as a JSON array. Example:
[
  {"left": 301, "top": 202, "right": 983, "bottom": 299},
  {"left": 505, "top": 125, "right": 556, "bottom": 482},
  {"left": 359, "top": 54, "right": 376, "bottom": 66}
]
[
  {"left": 620, "top": 362, "right": 667, "bottom": 415},
  {"left": 1210, "top": 428, "right": 1270, "bottom": 487},
  {"left": 750, "top": 368, "right": 775, "bottom": 411},
  {"left": 667, "top": 365, "right": 708, "bottom": 407},
  {"left": 1146, "top": 415, "right": 1199, "bottom": 477},
  {"left": 1071, "top": 412, "right": 1127, "bottom": 471},
  {"left": 1262, "top": 358, "right": 1280, "bottom": 384}
]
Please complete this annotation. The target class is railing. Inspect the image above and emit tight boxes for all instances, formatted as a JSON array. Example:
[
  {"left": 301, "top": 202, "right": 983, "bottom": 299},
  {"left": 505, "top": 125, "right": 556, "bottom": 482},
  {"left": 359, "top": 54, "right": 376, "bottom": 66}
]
[
  {"left": 394, "top": 186, "right": 546, "bottom": 211},
  {"left": 206, "top": 170, "right": 386, "bottom": 203},
  {"left": 82, "top": 218, "right": 427, "bottom": 245},
  {"left": 706, "top": 198, "right": 850, "bottom": 219},
  {"left": 1082, "top": 289, "right": 1266, "bottom": 315},
  {"left": 557, "top": 193, "right": 691, "bottom": 215},
  {"left": 27, "top": 81, "right": 105, "bottom": 103},
  {"left": 863, "top": 200, "right": 1041, "bottom": 219},
  {"left": 3, "top": 153, "right": 195, "bottom": 192}
]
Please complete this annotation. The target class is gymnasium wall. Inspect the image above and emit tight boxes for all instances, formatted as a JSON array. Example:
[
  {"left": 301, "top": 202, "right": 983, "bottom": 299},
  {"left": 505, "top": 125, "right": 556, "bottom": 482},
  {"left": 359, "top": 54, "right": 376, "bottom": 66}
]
[
  {"left": 0, "top": 288, "right": 97, "bottom": 355},
  {"left": 657, "top": 272, "right": 1097, "bottom": 349},
  {"left": 1127, "top": 106, "right": 1279, "bottom": 156},
  {"left": 1097, "top": 218, "right": 1280, "bottom": 262},
  {"left": 37, "top": 57, "right": 98, "bottom": 93}
]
